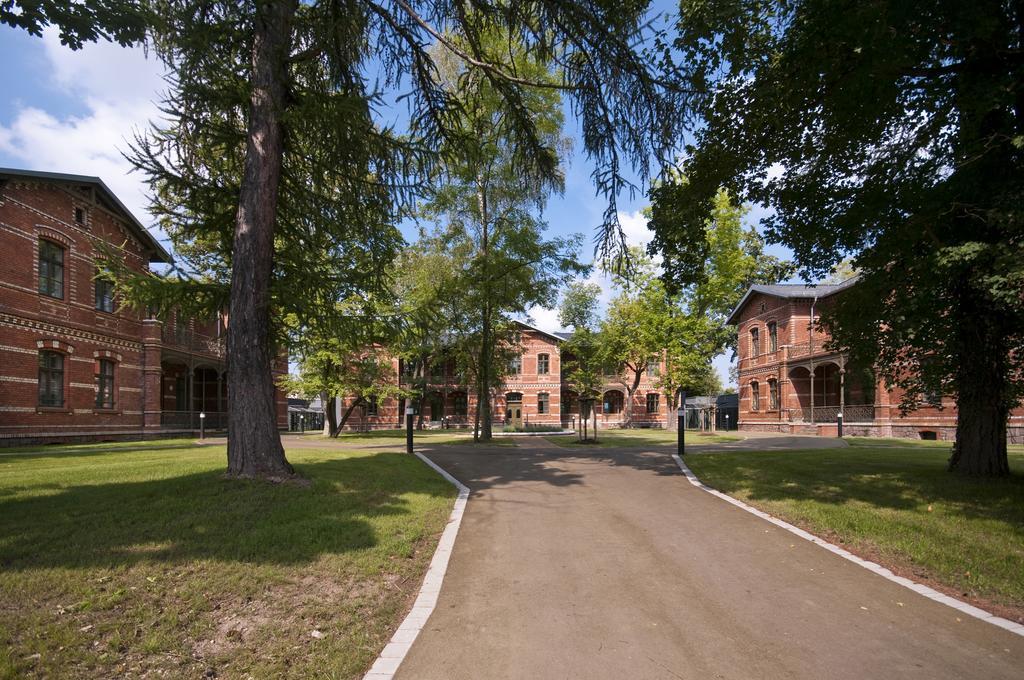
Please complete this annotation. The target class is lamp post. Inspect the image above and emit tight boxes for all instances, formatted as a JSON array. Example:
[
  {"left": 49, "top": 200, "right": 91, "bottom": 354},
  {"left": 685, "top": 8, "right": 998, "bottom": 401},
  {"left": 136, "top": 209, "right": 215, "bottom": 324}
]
[
  {"left": 300, "top": 413, "right": 305, "bottom": 434},
  {"left": 677, "top": 390, "right": 687, "bottom": 456},
  {"left": 405, "top": 406, "right": 414, "bottom": 454},
  {"left": 837, "top": 411, "right": 843, "bottom": 438},
  {"left": 199, "top": 411, "right": 206, "bottom": 440},
  {"left": 725, "top": 413, "right": 730, "bottom": 431}
]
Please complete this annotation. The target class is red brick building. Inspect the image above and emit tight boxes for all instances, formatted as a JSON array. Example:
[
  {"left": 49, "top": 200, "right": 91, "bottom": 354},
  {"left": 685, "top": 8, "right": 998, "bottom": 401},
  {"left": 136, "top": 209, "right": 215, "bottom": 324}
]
[
  {"left": 339, "top": 322, "right": 670, "bottom": 430},
  {"left": 0, "top": 168, "right": 288, "bottom": 446},
  {"left": 729, "top": 279, "right": 1024, "bottom": 442}
]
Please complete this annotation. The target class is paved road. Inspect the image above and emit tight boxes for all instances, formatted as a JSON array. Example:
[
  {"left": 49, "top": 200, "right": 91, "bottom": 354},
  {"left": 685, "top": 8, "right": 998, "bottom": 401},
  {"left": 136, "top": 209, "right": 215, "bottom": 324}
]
[{"left": 394, "top": 440, "right": 1023, "bottom": 680}]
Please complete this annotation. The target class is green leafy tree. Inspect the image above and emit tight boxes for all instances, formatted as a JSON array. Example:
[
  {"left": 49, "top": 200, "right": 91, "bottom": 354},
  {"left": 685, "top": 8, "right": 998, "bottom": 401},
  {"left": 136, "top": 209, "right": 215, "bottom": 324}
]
[
  {"left": 420, "top": 34, "right": 583, "bottom": 441},
  {"left": 596, "top": 250, "right": 669, "bottom": 427},
  {"left": 391, "top": 233, "right": 467, "bottom": 429},
  {"left": 650, "top": 184, "right": 794, "bottom": 356},
  {"left": 652, "top": 0, "right": 1023, "bottom": 475},
  {"left": 558, "top": 282, "right": 603, "bottom": 441},
  {"left": 283, "top": 340, "right": 403, "bottom": 437},
  {"left": 5, "top": 0, "right": 692, "bottom": 480}
]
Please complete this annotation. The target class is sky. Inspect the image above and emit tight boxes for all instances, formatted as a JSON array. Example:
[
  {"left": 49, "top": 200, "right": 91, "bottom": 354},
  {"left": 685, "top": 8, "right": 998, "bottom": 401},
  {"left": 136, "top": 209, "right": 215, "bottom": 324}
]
[{"left": 0, "top": 22, "right": 796, "bottom": 389}]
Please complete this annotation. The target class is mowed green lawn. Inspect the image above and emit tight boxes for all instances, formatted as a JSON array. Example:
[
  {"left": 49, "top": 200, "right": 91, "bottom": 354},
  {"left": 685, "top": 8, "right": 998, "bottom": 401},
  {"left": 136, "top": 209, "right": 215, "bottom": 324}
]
[
  {"left": 549, "top": 428, "right": 742, "bottom": 448},
  {"left": 0, "top": 439, "right": 455, "bottom": 679},
  {"left": 315, "top": 429, "right": 517, "bottom": 447},
  {"left": 685, "top": 438, "right": 1024, "bottom": 618}
]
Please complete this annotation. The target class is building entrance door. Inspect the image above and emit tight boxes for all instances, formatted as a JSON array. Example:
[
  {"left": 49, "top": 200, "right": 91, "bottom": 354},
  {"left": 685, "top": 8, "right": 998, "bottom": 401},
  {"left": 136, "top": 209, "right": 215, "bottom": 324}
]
[
  {"left": 510, "top": 403, "right": 523, "bottom": 428},
  {"left": 506, "top": 402, "right": 523, "bottom": 427},
  {"left": 505, "top": 392, "right": 524, "bottom": 428}
]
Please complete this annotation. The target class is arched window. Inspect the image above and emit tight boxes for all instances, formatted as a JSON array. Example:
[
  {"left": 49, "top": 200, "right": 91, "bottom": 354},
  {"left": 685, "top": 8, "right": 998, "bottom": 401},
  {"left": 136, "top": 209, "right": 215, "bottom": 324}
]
[
  {"left": 603, "top": 390, "right": 624, "bottom": 414},
  {"left": 505, "top": 392, "right": 523, "bottom": 403},
  {"left": 749, "top": 327, "right": 760, "bottom": 356},
  {"left": 768, "top": 378, "right": 779, "bottom": 410},
  {"left": 750, "top": 381, "right": 760, "bottom": 411},
  {"left": 509, "top": 356, "right": 522, "bottom": 375},
  {"left": 767, "top": 321, "right": 778, "bottom": 353},
  {"left": 537, "top": 392, "right": 549, "bottom": 414}
]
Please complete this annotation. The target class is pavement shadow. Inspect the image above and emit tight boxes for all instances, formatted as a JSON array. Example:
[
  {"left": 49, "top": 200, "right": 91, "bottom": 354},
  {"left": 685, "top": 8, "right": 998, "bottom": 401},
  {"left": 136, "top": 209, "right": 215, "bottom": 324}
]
[
  {"left": 417, "top": 444, "right": 587, "bottom": 491},
  {"left": 417, "top": 443, "right": 688, "bottom": 492},
  {"left": 0, "top": 452, "right": 453, "bottom": 571}
]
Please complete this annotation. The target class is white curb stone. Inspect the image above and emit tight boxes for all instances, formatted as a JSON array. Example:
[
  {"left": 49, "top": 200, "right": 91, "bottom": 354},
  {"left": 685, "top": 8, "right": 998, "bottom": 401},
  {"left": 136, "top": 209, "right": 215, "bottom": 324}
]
[
  {"left": 362, "top": 452, "right": 471, "bottom": 679},
  {"left": 672, "top": 454, "right": 1024, "bottom": 638}
]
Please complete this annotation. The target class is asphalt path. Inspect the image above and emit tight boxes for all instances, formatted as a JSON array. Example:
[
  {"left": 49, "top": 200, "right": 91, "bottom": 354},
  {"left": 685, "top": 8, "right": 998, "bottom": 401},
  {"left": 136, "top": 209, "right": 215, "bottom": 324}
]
[{"left": 393, "top": 438, "right": 1023, "bottom": 680}]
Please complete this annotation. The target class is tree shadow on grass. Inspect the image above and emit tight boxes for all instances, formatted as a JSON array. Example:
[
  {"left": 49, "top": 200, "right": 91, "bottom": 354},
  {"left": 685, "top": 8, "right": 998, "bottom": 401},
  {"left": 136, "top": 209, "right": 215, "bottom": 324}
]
[
  {"left": 688, "top": 449, "right": 1024, "bottom": 526},
  {"left": 0, "top": 440, "right": 210, "bottom": 463},
  {"left": 0, "top": 452, "right": 454, "bottom": 571}
]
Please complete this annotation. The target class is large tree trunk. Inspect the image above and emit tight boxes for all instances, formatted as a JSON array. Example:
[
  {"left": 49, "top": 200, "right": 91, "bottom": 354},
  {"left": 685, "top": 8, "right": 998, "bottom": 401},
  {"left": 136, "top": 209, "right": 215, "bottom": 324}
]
[
  {"left": 478, "top": 302, "right": 493, "bottom": 440},
  {"left": 476, "top": 179, "right": 493, "bottom": 441},
  {"left": 226, "top": 0, "right": 297, "bottom": 481},
  {"left": 337, "top": 397, "right": 364, "bottom": 433},
  {"left": 948, "top": 306, "right": 1010, "bottom": 475},
  {"left": 945, "top": 24, "right": 1013, "bottom": 477},
  {"left": 665, "top": 391, "right": 676, "bottom": 431},
  {"left": 322, "top": 391, "right": 340, "bottom": 437}
]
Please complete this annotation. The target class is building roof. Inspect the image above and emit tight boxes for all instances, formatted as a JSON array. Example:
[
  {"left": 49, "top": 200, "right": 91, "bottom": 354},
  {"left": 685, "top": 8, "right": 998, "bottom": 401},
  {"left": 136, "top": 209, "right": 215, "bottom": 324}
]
[
  {"left": 514, "top": 320, "right": 566, "bottom": 344},
  {"left": 726, "top": 276, "right": 860, "bottom": 325},
  {"left": 0, "top": 167, "right": 173, "bottom": 264}
]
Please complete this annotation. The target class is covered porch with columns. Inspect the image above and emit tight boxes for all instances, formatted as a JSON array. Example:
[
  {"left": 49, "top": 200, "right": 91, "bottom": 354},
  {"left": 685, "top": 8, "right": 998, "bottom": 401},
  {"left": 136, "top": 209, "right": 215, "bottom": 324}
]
[
  {"left": 159, "top": 352, "right": 228, "bottom": 431},
  {"left": 784, "top": 355, "right": 877, "bottom": 425}
]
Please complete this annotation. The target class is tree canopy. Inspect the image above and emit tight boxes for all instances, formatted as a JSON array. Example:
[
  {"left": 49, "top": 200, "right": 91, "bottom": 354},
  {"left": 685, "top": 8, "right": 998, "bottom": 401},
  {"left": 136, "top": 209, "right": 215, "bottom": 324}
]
[
  {"left": 649, "top": 0, "right": 1024, "bottom": 475},
  {"left": 5, "top": 0, "right": 695, "bottom": 479}
]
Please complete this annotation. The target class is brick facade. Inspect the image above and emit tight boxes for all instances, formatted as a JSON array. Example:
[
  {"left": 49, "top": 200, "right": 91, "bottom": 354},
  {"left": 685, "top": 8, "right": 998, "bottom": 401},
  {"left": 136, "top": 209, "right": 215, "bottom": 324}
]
[
  {"left": 0, "top": 169, "right": 288, "bottom": 446},
  {"left": 730, "top": 280, "right": 1024, "bottom": 442},
  {"left": 337, "top": 322, "right": 670, "bottom": 431}
]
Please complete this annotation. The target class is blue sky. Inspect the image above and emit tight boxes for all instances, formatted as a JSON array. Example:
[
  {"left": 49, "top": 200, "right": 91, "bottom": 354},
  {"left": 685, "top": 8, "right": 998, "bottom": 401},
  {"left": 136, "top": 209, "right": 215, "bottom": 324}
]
[{"left": 0, "top": 21, "right": 796, "bottom": 388}]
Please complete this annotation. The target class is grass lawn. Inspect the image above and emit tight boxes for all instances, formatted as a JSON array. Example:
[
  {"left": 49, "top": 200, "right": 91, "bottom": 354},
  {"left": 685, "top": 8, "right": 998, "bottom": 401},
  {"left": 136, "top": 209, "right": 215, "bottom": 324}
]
[
  {"left": 0, "top": 438, "right": 456, "bottom": 679},
  {"left": 685, "top": 438, "right": 1024, "bottom": 619},
  {"left": 315, "top": 429, "right": 517, "bottom": 447},
  {"left": 547, "top": 428, "right": 742, "bottom": 449}
]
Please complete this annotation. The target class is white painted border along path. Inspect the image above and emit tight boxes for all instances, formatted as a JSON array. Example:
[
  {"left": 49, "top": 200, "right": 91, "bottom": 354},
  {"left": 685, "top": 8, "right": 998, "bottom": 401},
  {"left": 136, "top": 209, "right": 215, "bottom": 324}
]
[
  {"left": 363, "top": 452, "right": 470, "bottom": 679},
  {"left": 672, "top": 453, "right": 1024, "bottom": 637}
]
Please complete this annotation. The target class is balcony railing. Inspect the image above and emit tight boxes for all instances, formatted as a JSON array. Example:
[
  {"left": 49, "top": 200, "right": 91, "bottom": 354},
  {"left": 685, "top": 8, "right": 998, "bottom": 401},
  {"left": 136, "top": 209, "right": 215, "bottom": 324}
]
[
  {"left": 161, "top": 323, "right": 225, "bottom": 358},
  {"left": 788, "top": 404, "right": 875, "bottom": 423}
]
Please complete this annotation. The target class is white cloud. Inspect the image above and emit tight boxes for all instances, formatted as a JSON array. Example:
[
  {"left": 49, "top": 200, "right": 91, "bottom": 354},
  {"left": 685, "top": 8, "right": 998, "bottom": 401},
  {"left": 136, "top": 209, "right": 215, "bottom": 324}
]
[
  {"left": 618, "top": 208, "right": 653, "bottom": 248},
  {"left": 526, "top": 305, "right": 563, "bottom": 334},
  {"left": 0, "top": 30, "right": 166, "bottom": 229}
]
